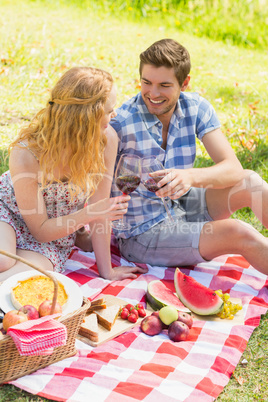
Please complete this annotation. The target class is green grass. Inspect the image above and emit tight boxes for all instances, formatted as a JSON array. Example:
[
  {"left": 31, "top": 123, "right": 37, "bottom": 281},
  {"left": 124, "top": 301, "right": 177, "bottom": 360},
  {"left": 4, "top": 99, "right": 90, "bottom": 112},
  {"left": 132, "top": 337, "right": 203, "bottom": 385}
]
[
  {"left": 40, "top": 0, "right": 268, "bottom": 50},
  {"left": 0, "top": 0, "right": 268, "bottom": 400}
]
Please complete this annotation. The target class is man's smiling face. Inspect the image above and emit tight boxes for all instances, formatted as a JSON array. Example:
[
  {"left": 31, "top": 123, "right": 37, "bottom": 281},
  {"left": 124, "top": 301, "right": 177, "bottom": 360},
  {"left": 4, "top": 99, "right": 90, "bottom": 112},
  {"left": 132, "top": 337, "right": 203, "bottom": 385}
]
[{"left": 140, "top": 64, "right": 182, "bottom": 120}]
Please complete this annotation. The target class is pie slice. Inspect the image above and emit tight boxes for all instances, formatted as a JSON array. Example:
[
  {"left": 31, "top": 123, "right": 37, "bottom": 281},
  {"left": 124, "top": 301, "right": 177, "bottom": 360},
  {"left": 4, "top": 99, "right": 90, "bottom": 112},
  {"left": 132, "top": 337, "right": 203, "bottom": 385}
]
[{"left": 11, "top": 275, "right": 68, "bottom": 310}]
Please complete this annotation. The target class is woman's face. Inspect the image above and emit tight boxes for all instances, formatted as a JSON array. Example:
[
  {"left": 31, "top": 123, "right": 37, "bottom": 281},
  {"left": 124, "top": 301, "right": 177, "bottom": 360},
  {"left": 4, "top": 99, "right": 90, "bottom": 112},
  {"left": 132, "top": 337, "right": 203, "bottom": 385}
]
[{"left": 100, "top": 85, "right": 117, "bottom": 133}]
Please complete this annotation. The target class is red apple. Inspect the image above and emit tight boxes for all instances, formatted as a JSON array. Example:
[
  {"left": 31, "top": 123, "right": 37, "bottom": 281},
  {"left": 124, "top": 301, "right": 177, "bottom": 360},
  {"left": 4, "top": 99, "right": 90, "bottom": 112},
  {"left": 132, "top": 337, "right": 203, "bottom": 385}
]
[
  {"left": 2, "top": 310, "right": 28, "bottom": 331},
  {"left": 140, "top": 315, "right": 162, "bottom": 336},
  {"left": 38, "top": 300, "right": 62, "bottom": 317},
  {"left": 177, "top": 311, "right": 193, "bottom": 329},
  {"left": 19, "top": 305, "right": 39, "bottom": 320},
  {"left": 168, "top": 320, "right": 189, "bottom": 342},
  {"left": 151, "top": 311, "right": 160, "bottom": 318},
  {"left": 151, "top": 311, "right": 168, "bottom": 329}
]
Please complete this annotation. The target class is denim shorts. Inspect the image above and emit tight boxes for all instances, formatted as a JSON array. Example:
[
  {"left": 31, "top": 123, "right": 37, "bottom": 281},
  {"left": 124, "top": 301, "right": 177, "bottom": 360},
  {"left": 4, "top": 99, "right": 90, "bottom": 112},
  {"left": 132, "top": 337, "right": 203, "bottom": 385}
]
[{"left": 118, "top": 187, "right": 213, "bottom": 267}]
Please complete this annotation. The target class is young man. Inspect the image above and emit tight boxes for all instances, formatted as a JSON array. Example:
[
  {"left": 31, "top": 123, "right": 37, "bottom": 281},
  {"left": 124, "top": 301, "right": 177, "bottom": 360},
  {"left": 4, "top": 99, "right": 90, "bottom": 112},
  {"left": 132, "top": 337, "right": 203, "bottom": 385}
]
[{"left": 110, "top": 38, "right": 268, "bottom": 275}]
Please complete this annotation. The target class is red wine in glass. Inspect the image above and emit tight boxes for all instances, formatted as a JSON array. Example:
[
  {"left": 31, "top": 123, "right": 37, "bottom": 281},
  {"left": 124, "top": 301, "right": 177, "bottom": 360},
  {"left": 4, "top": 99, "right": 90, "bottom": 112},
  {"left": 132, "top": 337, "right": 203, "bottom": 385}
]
[
  {"left": 111, "top": 154, "right": 141, "bottom": 230},
  {"left": 116, "top": 175, "right": 141, "bottom": 194},
  {"left": 142, "top": 157, "right": 175, "bottom": 224},
  {"left": 143, "top": 177, "right": 162, "bottom": 193}
]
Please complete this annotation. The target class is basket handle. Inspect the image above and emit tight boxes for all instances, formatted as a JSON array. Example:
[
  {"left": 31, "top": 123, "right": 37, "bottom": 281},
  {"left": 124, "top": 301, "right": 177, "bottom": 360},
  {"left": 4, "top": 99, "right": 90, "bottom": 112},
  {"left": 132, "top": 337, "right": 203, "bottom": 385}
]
[{"left": 0, "top": 249, "right": 59, "bottom": 315}]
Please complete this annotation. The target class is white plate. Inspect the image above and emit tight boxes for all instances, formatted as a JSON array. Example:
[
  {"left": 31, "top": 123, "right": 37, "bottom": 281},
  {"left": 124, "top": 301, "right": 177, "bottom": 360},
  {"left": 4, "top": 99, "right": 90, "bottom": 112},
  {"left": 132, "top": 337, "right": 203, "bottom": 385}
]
[{"left": 0, "top": 271, "right": 83, "bottom": 314}]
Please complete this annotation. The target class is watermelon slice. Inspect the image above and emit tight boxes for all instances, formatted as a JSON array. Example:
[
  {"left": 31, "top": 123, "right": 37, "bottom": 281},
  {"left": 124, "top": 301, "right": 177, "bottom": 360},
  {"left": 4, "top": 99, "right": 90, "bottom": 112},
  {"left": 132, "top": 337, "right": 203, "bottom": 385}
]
[
  {"left": 146, "top": 280, "right": 191, "bottom": 314},
  {"left": 174, "top": 268, "right": 224, "bottom": 315}
]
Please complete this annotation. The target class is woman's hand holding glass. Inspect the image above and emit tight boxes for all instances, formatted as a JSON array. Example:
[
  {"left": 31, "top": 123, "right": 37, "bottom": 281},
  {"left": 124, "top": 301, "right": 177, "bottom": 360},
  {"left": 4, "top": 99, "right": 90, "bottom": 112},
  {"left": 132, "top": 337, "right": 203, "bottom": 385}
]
[
  {"left": 111, "top": 154, "right": 141, "bottom": 230},
  {"left": 88, "top": 195, "right": 130, "bottom": 222}
]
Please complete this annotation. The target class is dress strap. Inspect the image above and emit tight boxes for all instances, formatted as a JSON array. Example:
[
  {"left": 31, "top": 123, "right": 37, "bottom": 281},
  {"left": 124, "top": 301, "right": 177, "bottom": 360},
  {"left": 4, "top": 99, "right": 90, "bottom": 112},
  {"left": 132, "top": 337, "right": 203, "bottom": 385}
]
[{"left": 19, "top": 141, "right": 39, "bottom": 161}]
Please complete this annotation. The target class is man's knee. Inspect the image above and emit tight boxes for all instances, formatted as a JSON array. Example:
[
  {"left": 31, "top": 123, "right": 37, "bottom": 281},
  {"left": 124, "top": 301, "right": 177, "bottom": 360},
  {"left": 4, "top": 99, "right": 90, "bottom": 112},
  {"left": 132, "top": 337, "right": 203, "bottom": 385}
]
[
  {"left": 226, "top": 219, "right": 261, "bottom": 248},
  {"left": 243, "top": 169, "right": 263, "bottom": 187},
  {"left": 203, "top": 218, "right": 257, "bottom": 243}
]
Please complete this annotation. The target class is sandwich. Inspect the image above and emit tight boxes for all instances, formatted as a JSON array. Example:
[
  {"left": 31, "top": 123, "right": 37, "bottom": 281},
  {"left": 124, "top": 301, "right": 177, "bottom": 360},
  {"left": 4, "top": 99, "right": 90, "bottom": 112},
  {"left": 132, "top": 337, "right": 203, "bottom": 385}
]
[
  {"left": 90, "top": 298, "right": 105, "bottom": 306},
  {"left": 79, "top": 313, "right": 99, "bottom": 342},
  {"left": 95, "top": 305, "right": 120, "bottom": 331},
  {"left": 86, "top": 298, "right": 106, "bottom": 314}
]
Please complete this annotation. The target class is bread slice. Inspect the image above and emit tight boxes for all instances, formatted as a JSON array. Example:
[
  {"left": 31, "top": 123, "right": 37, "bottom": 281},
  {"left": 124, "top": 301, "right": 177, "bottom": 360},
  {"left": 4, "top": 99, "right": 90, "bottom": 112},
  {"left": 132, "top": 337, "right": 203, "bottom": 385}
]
[
  {"left": 91, "top": 298, "right": 104, "bottom": 306},
  {"left": 79, "top": 313, "right": 99, "bottom": 341},
  {"left": 95, "top": 305, "right": 120, "bottom": 331},
  {"left": 87, "top": 302, "right": 106, "bottom": 314},
  {"left": 86, "top": 297, "right": 107, "bottom": 314}
]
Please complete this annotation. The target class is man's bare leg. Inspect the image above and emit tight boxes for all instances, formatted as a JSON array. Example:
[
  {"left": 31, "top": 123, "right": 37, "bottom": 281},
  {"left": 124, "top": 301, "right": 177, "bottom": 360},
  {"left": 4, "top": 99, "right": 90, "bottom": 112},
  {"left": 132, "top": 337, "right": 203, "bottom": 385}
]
[
  {"left": 206, "top": 169, "right": 268, "bottom": 227},
  {"left": 199, "top": 219, "right": 268, "bottom": 275}
]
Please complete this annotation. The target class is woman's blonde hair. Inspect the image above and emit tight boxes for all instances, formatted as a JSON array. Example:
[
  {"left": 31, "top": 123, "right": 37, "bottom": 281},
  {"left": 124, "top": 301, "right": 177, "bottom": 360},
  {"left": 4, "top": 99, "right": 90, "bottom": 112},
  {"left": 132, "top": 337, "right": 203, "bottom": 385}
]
[{"left": 10, "top": 66, "right": 113, "bottom": 198}]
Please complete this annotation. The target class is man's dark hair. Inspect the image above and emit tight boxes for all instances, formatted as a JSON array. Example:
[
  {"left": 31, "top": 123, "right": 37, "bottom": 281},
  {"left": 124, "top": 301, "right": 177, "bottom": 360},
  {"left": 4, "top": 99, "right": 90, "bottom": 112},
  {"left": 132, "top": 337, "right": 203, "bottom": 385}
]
[{"left": 139, "top": 38, "right": 191, "bottom": 87}]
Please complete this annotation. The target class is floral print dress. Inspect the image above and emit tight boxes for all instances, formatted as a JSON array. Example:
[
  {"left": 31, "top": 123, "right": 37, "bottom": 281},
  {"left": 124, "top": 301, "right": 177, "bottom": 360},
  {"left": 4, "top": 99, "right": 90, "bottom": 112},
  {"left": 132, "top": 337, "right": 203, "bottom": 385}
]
[{"left": 0, "top": 170, "right": 86, "bottom": 273}]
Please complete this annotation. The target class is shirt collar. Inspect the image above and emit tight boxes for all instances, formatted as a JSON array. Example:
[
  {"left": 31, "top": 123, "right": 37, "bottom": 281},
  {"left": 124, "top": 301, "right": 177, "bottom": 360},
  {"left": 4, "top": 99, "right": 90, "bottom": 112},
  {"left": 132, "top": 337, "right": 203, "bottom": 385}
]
[
  {"left": 176, "top": 97, "right": 185, "bottom": 118},
  {"left": 136, "top": 93, "right": 161, "bottom": 129}
]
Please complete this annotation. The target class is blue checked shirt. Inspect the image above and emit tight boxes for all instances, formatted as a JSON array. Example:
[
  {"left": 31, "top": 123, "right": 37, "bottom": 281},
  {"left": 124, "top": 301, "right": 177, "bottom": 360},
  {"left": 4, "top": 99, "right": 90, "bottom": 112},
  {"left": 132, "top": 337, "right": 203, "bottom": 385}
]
[{"left": 110, "top": 91, "right": 221, "bottom": 239}]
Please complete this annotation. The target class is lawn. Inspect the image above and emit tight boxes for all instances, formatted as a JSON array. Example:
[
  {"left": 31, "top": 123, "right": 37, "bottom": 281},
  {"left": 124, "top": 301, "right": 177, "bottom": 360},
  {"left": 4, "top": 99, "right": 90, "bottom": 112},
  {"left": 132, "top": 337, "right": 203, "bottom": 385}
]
[{"left": 0, "top": 0, "right": 267, "bottom": 400}]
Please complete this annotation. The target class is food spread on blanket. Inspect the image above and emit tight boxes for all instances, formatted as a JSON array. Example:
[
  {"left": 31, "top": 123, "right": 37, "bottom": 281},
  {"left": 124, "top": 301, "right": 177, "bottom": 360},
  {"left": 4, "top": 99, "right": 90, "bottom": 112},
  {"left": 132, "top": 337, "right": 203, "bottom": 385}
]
[
  {"left": 78, "top": 269, "right": 243, "bottom": 347},
  {"left": 137, "top": 269, "right": 244, "bottom": 341},
  {"left": 215, "top": 289, "right": 243, "bottom": 319},
  {"left": 174, "top": 268, "right": 224, "bottom": 315},
  {"left": 79, "top": 297, "right": 121, "bottom": 343},
  {"left": 140, "top": 306, "right": 193, "bottom": 341},
  {"left": 119, "top": 303, "right": 146, "bottom": 323},
  {"left": 146, "top": 279, "right": 191, "bottom": 313},
  {"left": 78, "top": 295, "right": 150, "bottom": 347},
  {"left": 2, "top": 300, "right": 63, "bottom": 332},
  {"left": 9, "top": 248, "right": 266, "bottom": 402},
  {"left": 146, "top": 268, "right": 243, "bottom": 322},
  {"left": 11, "top": 275, "right": 68, "bottom": 310}
]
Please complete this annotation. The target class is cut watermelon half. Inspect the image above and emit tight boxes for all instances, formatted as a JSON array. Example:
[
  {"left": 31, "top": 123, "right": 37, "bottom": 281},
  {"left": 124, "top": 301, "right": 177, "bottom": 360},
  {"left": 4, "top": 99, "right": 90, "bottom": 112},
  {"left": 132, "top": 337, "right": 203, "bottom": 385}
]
[
  {"left": 174, "top": 268, "right": 224, "bottom": 316},
  {"left": 146, "top": 280, "right": 191, "bottom": 314}
]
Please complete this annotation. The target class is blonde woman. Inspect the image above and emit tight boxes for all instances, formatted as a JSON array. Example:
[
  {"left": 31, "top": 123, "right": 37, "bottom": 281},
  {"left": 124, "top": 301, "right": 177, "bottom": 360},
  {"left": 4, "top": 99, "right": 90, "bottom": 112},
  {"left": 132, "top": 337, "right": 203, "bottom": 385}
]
[{"left": 0, "top": 67, "right": 147, "bottom": 281}]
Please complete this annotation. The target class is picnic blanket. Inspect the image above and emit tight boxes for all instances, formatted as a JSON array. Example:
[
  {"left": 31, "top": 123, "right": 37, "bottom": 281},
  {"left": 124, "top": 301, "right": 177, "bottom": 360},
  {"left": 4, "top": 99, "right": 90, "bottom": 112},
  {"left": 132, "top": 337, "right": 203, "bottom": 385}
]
[{"left": 9, "top": 240, "right": 268, "bottom": 402}]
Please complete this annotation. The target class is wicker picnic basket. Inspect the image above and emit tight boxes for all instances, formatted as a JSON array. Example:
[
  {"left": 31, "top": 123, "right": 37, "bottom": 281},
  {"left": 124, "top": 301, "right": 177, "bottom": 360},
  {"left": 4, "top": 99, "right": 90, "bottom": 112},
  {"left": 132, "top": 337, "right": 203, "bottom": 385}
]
[{"left": 0, "top": 249, "right": 91, "bottom": 384}]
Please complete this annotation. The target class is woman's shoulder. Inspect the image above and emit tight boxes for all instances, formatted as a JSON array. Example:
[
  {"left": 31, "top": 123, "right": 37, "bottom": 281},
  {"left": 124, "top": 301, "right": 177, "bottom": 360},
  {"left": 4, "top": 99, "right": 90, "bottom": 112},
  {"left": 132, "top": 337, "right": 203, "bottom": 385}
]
[
  {"left": 9, "top": 143, "right": 39, "bottom": 175},
  {"left": 103, "top": 125, "right": 118, "bottom": 167},
  {"left": 106, "top": 125, "right": 119, "bottom": 145}
]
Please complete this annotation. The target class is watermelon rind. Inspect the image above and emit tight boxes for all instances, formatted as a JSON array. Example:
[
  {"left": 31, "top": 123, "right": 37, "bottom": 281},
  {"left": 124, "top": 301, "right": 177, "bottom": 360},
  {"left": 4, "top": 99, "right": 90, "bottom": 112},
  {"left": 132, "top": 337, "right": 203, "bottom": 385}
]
[
  {"left": 174, "top": 268, "right": 224, "bottom": 316},
  {"left": 146, "top": 280, "right": 191, "bottom": 314}
]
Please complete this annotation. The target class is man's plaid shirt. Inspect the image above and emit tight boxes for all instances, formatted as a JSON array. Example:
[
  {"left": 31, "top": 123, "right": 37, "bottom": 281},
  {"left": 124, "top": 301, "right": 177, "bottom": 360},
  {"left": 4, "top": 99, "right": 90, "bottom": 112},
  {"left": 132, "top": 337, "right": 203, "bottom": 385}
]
[{"left": 110, "top": 91, "right": 221, "bottom": 239}]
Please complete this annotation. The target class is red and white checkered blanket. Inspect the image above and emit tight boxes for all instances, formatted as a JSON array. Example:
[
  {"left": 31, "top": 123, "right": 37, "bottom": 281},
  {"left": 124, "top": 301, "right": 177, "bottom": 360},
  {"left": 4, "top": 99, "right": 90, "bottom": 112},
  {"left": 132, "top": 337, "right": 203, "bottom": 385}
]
[{"left": 9, "top": 242, "right": 268, "bottom": 401}]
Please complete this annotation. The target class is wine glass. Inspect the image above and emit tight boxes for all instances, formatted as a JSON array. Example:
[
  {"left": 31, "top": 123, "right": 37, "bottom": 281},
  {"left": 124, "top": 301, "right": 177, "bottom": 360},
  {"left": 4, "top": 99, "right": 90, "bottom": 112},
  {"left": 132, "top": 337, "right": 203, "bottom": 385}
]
[
  {"left": 141, "top": 156, "right": 175, "bottom": 224},
  {"left": 111, "top": 154, "right": 141, "bottom": 230}
]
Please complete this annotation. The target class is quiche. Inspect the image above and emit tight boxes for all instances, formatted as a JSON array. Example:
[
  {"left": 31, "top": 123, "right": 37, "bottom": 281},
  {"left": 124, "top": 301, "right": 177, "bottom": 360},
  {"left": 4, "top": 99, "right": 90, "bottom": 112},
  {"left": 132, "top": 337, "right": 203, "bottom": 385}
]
[{"left": 11, "top": 275, "right": 68, "bottom": 310}]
